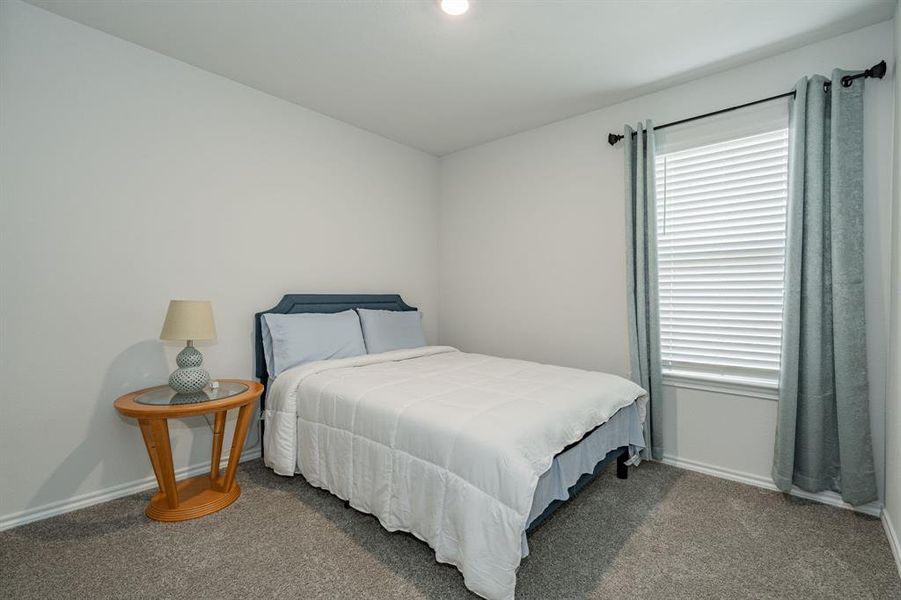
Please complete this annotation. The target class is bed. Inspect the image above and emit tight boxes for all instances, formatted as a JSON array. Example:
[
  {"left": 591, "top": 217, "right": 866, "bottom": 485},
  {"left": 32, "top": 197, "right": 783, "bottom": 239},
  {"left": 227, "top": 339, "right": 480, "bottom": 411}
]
[{"left": 255, "top": 294, "right": 647, "bottom": 600}]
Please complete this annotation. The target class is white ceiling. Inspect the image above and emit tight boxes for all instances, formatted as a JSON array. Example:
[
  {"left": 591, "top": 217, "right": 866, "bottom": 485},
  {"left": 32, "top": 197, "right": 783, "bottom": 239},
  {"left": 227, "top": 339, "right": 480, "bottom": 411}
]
[{"left": 27, "top": 0, "right": 896, "bottom": 156}]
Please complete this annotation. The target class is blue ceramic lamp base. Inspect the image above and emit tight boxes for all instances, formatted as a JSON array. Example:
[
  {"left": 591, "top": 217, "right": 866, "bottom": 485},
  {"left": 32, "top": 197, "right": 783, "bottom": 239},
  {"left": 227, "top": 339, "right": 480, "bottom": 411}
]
[{"left": 169, "top": 342, "right": 210, "bottom": 394}]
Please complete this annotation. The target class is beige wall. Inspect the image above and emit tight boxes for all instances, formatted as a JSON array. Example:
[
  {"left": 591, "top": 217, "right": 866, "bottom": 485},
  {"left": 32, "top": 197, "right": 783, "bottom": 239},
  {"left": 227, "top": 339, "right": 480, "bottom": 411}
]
[
  {"left": 439, "top": 21, "right": 895, "bottom": 502},
  {"left": 0, "top": 0, "right": 439, "bottom": 526}
]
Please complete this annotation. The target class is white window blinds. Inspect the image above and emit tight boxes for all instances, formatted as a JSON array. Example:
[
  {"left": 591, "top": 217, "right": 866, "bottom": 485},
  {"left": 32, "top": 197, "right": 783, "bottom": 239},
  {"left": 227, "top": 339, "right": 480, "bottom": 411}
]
[{"left": 654, "top": 117, "right": 789, "bottom": 390}]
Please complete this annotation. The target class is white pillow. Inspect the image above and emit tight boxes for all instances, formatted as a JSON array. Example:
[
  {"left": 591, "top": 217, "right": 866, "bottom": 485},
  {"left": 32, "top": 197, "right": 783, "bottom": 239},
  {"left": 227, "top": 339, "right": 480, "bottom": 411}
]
[
  {"left": 357, "top": 309, "right": 426, "bottom": 354},
  {"left": 262, "top": 310, "right": 365, "bottom": 378}
]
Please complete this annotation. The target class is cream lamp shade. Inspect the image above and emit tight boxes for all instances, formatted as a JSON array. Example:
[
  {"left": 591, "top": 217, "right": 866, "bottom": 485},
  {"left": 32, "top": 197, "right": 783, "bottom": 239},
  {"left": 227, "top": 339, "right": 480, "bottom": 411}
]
[{"left": 160, "top": 300, "right": 217, "bottom": 341}]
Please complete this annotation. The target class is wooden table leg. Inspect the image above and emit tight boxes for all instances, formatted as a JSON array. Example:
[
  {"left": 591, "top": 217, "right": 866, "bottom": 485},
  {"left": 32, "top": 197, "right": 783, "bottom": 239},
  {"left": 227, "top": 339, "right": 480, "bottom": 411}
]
[
  {"left": 210, "top": 411, "right": 227, "bottom": 481},
  {"left": 138, "top": 418, "right": 165, "bottom": 492},
  {"left": 220, "top": 404, "right": 254, "bottom": 493},
  {"left": 147, "top": 418, "right": 179, "bottom": 509}
]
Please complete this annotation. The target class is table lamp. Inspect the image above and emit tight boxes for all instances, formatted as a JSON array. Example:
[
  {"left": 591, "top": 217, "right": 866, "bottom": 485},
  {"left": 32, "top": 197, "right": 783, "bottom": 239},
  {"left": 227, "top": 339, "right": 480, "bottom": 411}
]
[{"left": 160, "top": 300, "right": 217, "bottom": 394}]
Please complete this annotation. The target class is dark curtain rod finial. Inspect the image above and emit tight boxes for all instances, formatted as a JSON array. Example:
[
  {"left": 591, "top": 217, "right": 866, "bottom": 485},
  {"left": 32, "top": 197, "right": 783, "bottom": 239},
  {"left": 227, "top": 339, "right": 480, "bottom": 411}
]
[
  {"left": 829, "top": 59, "right": 888, "bottom": 91},
  {"left": 858, "top": 59, "right": 887, "bottom": 83},
  {"left": 607, "top": 59, "right": 887, "bottom": 146}
]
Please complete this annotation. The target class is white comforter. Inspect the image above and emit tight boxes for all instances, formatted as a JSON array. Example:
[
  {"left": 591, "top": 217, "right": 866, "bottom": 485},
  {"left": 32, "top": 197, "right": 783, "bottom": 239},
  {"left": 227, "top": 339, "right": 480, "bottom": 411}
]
[{"left": 264, "top": 346, "right": 646, "bottom": 600}]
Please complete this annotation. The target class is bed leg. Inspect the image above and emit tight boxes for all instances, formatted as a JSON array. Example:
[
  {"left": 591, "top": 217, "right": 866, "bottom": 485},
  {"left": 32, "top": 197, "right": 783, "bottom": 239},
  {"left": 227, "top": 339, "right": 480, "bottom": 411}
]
[
  {"left": 259, "top": 418, "right": 265, "bottom": 461},
  {"left": 616, "top": 449, "right": 628, "bottom": 480},
  {"left": 343, "top": 500, "right": 351, "bottom": 509}
]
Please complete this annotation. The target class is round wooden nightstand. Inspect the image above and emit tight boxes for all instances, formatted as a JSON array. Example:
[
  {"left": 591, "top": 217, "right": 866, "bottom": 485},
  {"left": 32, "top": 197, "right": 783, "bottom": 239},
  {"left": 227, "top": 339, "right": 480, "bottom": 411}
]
[{"left": 114, "top": 379, "right": 264, "bottom": 522}]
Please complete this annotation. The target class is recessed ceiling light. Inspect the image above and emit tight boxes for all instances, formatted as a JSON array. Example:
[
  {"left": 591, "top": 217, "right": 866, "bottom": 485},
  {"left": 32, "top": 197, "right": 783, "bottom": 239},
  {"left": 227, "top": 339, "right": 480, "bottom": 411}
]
[{"left": 440, "top": 0, "right": 469, "bottom": 16}]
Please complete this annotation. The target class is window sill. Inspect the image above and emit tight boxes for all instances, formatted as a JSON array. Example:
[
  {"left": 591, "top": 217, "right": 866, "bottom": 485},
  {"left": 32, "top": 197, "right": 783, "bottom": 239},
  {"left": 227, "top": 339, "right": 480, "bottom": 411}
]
[{"left": 662, "top": 371, "right": 779, "bottom": 401}]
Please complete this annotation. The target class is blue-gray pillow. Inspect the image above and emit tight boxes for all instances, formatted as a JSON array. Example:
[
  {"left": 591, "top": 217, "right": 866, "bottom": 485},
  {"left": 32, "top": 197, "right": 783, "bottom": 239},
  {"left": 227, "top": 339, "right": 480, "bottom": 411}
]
[
  {"left": 357, "top": 309, "right": 426, "bottom": 354},
  {"left": 262, "top": 310, "right": 366, "bottom": 378}
]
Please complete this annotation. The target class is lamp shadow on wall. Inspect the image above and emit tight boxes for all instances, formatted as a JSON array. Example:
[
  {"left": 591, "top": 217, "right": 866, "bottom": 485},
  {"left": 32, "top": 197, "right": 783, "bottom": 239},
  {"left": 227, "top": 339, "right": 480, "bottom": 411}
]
[{"left": 24, "top": 340, "right": 169, "bottom": 539}]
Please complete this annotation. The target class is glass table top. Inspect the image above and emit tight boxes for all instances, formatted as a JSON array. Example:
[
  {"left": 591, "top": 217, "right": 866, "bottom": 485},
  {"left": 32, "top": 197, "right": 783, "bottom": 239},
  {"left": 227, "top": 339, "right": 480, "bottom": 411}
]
[{"left": 135, "top": 382, "right": 248, "bottom": 406}]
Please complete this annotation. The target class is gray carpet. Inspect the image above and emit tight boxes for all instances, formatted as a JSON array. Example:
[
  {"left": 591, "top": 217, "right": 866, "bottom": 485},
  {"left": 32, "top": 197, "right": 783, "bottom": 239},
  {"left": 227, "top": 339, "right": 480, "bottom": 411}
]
[{"left": 2, "top": 460, "right": 899, "bottom": 599}]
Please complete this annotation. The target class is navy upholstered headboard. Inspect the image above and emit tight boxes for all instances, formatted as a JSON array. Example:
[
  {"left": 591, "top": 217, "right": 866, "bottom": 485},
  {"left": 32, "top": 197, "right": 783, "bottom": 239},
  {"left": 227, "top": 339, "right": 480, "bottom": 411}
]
[
  {"left": 254, "top": 294, "right": 416, "bottom": 459},
  {"left": 253, "top": 294, "right": 417, "bottom": 383}
]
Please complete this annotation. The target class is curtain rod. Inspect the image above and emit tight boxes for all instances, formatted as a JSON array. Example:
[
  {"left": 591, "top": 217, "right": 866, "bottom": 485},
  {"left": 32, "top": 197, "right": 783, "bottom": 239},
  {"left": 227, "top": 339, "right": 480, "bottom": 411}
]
[{"left": 607, "top": 59, "right": 887, "bottom": 146}]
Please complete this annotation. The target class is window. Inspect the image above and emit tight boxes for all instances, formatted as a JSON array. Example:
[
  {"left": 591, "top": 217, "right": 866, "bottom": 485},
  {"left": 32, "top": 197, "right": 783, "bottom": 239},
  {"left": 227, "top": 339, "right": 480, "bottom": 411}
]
[{"left": 654, "top": 104, "right": 789, "bottom": 395}]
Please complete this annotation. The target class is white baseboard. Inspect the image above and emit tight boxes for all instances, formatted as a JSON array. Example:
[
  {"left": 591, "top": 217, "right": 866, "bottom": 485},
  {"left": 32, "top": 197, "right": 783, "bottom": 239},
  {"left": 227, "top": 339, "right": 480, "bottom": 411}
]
[
  {"left": 660, "top": 454, "right": 883, "bottom": 517},
  {"left": 0, "top": 446, "right": 261, "bottom": 532},
  {"left": 884, "top": 509, "right": 901, "bottom": 579},
  {"left": 4, "top": 447, "right": 888, "bottom": 541}
]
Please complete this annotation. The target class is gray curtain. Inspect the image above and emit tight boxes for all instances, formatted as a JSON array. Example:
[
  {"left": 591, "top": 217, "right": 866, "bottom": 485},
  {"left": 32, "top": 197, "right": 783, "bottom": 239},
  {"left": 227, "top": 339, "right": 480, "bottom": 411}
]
[
  {"left": 624, "top": 121, "right": 663, "bottom": 460},
  {"left": 772, "top": 71, "right": 877, "bottom": 505}
]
